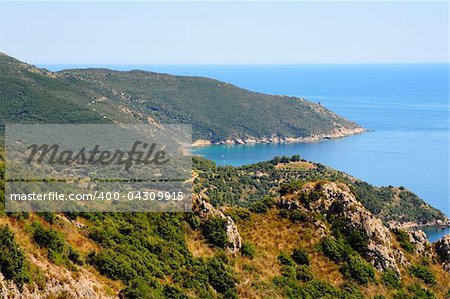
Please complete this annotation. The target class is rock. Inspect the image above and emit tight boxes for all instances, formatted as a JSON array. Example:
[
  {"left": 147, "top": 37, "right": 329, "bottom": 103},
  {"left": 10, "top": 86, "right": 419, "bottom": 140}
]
[
  {"left": 393, "top": 248, "right": 410, "bottom": 267},
  {"left": 193, "top": 196, "right": 242, "bottom": 253},
  {"left": 407, "top": 230, "right": 430, "bottom": 254},
  {"left": 434, "top": 234, "right": 450, "bottom": 272},
  {"left": 289, "top": 182, "right": 399, "bottom": 272},
  {"left": 0, "top": 255, "right": 114, "bottom": 298}
]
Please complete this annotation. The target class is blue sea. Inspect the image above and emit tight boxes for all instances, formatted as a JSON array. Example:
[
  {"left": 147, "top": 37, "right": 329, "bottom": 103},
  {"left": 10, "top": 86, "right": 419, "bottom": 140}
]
[{"left": 42, "top": 63, "right": 449, "bottom": 240}]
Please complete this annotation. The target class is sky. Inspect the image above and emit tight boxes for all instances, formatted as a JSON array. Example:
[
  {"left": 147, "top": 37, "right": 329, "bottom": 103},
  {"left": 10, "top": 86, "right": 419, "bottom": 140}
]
[{"left": 0, "top": 1, "right": 448, "bottom": 64}]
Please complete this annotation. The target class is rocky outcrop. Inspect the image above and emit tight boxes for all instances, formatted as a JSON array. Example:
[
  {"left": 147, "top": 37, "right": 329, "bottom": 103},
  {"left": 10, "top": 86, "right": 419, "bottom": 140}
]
[
  {"left": 284, "top": 182, "right": 399, "bottom": 272},
  {"left": 407, "top": 230, "right": 430, "bottom": 254},
  {"left": 193, "top": 196, "right": 242, "bottom": 253},
  {"left": 0, "top": 255, "right": 114, "bottom": 299},
  {"left": 435, "top": 234, "right": 450, "bottom": 272}
]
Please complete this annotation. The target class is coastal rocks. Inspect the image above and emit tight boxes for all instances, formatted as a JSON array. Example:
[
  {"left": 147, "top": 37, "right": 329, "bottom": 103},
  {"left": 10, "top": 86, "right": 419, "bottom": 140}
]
[
  {"left": 434, "top": 235, "right": 450, "bottom": 272},
  {"left": 193, "top": 197, "right": 242, "bottom": 253},
  {"left": 205, "top": 128, "right": 365, "bottom": 147}
]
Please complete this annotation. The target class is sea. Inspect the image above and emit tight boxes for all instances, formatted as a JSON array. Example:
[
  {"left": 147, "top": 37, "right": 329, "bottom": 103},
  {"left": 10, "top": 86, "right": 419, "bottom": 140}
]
[{"left": 41, "top": 63, "right": 449, "bottom": 241}]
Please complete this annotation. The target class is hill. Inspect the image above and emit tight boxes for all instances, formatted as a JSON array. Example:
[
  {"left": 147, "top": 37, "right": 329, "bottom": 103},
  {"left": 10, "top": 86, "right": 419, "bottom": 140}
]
[
  {"left": 0, "top": 53, "right": 362, "bottom": 143},
  {"left": 0, "top": 156, "right": 449, "bottom": 298}
]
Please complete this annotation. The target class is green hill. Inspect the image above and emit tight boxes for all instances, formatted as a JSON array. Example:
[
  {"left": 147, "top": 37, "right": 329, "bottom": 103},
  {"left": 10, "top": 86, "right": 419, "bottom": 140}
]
[
  {"left": 0, "top": 53, "right": 362, "bottom": 143},
  {"left": 0, "top": 156, "right": 449, "bottom": 298}
]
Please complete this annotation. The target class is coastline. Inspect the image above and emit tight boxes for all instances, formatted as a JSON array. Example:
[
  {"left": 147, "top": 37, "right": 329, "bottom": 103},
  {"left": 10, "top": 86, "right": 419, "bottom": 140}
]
[{"left": 192, "top": 127, "right": 366, "bottom": 147}]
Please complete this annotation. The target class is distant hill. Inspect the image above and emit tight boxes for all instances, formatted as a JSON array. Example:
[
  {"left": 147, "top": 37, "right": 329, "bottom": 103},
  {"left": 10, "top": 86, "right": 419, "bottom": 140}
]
[{"left": 0, "top": 53, "right": 362, "bottom": 143}]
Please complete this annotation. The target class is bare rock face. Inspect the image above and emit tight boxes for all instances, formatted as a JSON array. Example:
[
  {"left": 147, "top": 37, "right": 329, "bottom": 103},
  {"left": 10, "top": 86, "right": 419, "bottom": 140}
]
[
  {"left": 193, "top": 196, "right": 242, "bottom": 253},
  {"left": 0, "top": 255, "right": 114, "bottom": 299},
  {"left": 435, "top": 234, "right": 450, "bottom": 272},
  {"left": 407, "top": 230, "right": 430, "bottom": 254},
  {"left": 294, "top": 182, "right": 399, "bottom": 272}
]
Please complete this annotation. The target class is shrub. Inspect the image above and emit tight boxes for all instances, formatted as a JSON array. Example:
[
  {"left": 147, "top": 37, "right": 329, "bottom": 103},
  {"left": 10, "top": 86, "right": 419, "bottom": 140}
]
[
  {"left": 296, "top": 265, "right": 313, "bottom": 282},
  {"left": 319, "top": 237, "right": 350, "bottom": 263},
  {"left": 281, "top": 265, "right": 296, "bottom": 278},
  {"left": 121, "top": 277, "right": 162, "bottom": 299},
  {"left": 278, "top": 209, "right": 289, "bottom": 218},
  {"left": 404, "top": 283, "right": 436, "bottom": 299},
  {"left": 340, "top": 255, "right": 375, "bottom": 285},
  {"left": 394, "top": 229, "right": 415, "bottom": 254},
  {"left": 279, "top": 180, "right": 303, "bottom": 196},
  {"left": 278, "top": 252, "right": 295, "bottom": 266},
  {"left": 202, "top": 217, "right": 228, "bottom": 248},
  {"left": 292, "top": 248, "right": 310, "bottom": 265},
  {"left": 241, "top": 241, "right": 256, "bottom": 258},
  {"left": 31, "top": 222, "right": 65, "bottom": 253},
  {"left": 290, "top": 155, "right": 301, "bottom": 162},
  {"left": 227, "top": 208, "right": 251, "bottom": 222},
  {"left": 382, "top": 269, "right": 401, "bottom": 289},
  {"left": 249, "top": 201, "right": 269, "bottom": 214},
  {"left": 67, "top": 246, "right": 83, "bottom": 265},
  {"left": 302, "top": 280, "right": 340, "bottom": 298},
  {"left": 289, "top": 210, "right": 308, "bottom": 223},
  {"left": 37, "top": 212, "right": 56, "bottom": 224},
  {"left": 205, "top": 258, "right": 237, "bottom": 296},
  {"left": 87, "top": 250, "right": 137, "bottom": 281},
  {"left": 0, "top": 225, "right": 29, "bottom": 286},
  {"left": 163, "top": 285, "right": 188, "bottom": 299},
  {"left": 409, "top": 265, "right": 436, "bottom": 285}
]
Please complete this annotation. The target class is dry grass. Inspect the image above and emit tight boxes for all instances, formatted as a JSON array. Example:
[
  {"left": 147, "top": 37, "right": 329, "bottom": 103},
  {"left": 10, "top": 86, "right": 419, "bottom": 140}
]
[
  {"left": 184, "top": 223, "right": 216, "bottom": 258},
  {"left": 232, "top": 209, "right": 345, "bottom": 298},
  {"left": 275, "top": 161, "right": 316, "bottom": 171}
]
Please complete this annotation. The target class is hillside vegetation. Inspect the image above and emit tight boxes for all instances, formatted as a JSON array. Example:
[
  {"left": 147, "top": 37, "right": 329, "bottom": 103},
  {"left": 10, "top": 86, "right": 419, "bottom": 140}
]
[
  {"left": 0, "top": 53, "right": 361, "bottom": 143},
  {"left": 0, "top": 155, "right": 449, "bottom": 298}
]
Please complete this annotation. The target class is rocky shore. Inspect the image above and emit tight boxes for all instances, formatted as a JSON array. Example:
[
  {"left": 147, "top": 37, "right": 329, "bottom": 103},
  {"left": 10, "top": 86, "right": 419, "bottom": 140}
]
[{"left": 192, "top": 127, "right": 365, "bottom": 146}]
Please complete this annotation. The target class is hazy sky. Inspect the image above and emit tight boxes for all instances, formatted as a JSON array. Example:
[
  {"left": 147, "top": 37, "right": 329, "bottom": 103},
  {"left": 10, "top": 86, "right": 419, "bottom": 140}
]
[{"left": 0, "top": 1, "right": 448, "bottom": 64}]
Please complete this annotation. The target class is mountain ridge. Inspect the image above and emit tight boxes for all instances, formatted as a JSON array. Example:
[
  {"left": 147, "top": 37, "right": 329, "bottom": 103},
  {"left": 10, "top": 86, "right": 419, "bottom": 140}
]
[{"left": 0, "top": 53, "right": 363, "bottom": 143}]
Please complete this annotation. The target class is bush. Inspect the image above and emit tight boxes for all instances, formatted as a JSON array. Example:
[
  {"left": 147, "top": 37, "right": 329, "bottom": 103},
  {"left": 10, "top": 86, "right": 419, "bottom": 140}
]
[
  {"left": 249, "top": 201, "right": 269, "bottom": 214},
  {"left": 278, "top": 210, "right": 289, "bottom": 218},
  {"left": 382, "top": 269, "right": 401, "bottom": 289},
  {"left": 37, "top": 212, "right": 56, "bottom": 224},
  {"left": 292, "top": 248, "right": 310, "bottom": 265},
  {"left": 340, "top": 255, "right": 375, "bottom": 285},
  {"left": 163, "top": 285, "right": 188, "bottom": 299},
  {"left": 87, "top": 250, "right": 137, "bottom": 281},
  {"left": 67, "top": 246, "right": 83, "bottom": 265},
  {"left": 289, "top": 210, "right": 308, "bottom": 223},
  {"left": 409, "top": 265, "right": 436, "bottom": 285},
  {"left": 121, "top": 277, "right": 162, "bottom": 299},
  {"left": 278, "top": 252, "right": 295, "bottom": 266},
  {"left": 0, "top": 225, "right": 29, "bottom": 287},
  {"left": 403, "top": 283, "right": 436, "bottom": 299},
  {"left": 205, "top": 258, "right": 237, "bottom": 296},
  {"left": 394, "top": 229, "right": 415, "bottom": 254},
  {"left": 241, "top": 241, "right": 256, "bottom": 258},
  {"left": 279, "top": 180, "right": 303, "bottom": 196},
  {"left": 202, "top": 217, "right": 228, "bottom": 248},
  {"left": 281, "top": 265, "right": 296, "bottom": 278},
  {"left": 296, "top": 265, "right": 313, "bottom": 282},
  {"left": 31, "top": 222, "right": 65, "bottom": 253},
  {"left": 319, "top": 237, "right": 351, "bottom": 264}
]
